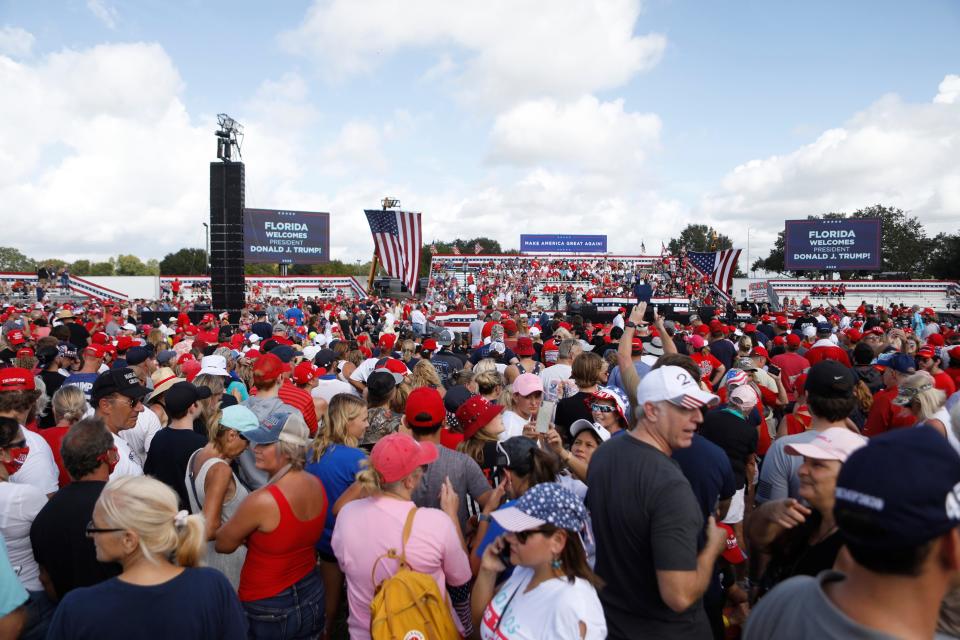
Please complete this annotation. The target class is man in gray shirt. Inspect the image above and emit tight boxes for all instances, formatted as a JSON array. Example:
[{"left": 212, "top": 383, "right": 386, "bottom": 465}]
[
  {"left": 746, "top": 426, "right": 960, "bottom": 639},
  {"left": 405, "top": 386, "right": 492, "bottom": 530}
]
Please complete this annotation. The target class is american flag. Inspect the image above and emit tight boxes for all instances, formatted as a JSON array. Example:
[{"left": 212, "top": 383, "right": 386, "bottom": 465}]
[
  {"left": 452, "top": 243, "right": 461, "bottom": 255},
  {"left": 473, "top": 242, "right": 483, "bottom": 254},
  {"left": 688, "top": 249, "right": 742, "bottom": 296},
  {"left": 364, "top": 209, "right": 422, "bottom": 293},
  {"left": 429, "top": 243, "right": 438, "bottom": 255}
]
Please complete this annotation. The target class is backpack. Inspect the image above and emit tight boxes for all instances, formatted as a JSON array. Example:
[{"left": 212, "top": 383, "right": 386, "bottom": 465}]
[{"left": 369, "top": 508, "right": 460, "bottom": 640}]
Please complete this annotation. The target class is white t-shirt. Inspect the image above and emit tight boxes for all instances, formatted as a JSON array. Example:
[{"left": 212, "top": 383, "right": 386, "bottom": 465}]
[
  {"left": 119, "top": 408, "right": 162, "bottom": 466},
  {"left": 110, "top": 432, "right": 144, "bottom": 479},
  {"left": 478, "top": 566, "right": 606, "bottom": 640},
  {"left": 0, "top": 481, "right": 48, "bottom": 591},
  {"left": 312, "top": 378, "right": 355, "bottom": 404},
  {"left": 501, "top": 411, "right": 529, "bottom": 441},
  {"left": 11, "top": 429, "right": 59, "bottom": 495},
  {"left": 540, "top": 364, "right": 577, "bottom": 403},
  {"left": 349, "top": 358, "right": 380, "bottom": 384}
]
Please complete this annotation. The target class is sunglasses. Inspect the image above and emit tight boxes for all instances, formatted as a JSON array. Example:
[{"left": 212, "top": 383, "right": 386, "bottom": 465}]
[
  {"left": 514, "top": 528, "right": 551, "bottom": 544},
  {"left": 114, "top": 395, "right": 144, "bottom": 408},
  {"left": 85, "top": 520, "right": 125, "bottom": 538},
  {"left": 590, "top": 403, "right": 616, "bottom": 413}
]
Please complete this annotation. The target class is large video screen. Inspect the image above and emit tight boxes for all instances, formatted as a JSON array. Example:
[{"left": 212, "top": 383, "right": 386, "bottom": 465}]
[
  {"left": 244, "top": 209, "right": 330, "bottom": 265},
  {"left": 784, "top": 218, "right": 881, "bottom": 271}
]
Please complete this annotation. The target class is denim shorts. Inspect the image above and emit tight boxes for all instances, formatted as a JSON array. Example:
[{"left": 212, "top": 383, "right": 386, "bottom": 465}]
[{"left": 243, "top": 568, "right": 325, "bottom": 640}]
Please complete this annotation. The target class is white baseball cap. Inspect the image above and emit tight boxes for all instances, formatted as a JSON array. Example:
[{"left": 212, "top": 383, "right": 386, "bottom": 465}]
[
  {"left": 636, "top": 366, "right": 719, "bottom": 410},
  {"left": 570, "top": 419, "right": 611, "bottom": 443},
  {"left": 198, "top": 355, "right": 229, "bottom": 377}
]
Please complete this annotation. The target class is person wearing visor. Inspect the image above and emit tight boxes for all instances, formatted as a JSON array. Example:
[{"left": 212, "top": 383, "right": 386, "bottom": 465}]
[
  {"left": 748, "top": 428, "right": 866, "bottom": 596},
  {"left": 216, "top": 411, "right": 327, "bottom": 639},
  {"left": 545, "top": 419, "right": 611, "bottom": 496},
  {"left": 893, "top": 370, "right": 954, "bottom": 451},
  {"left": 185, "top": 405, "right": 259, "bottom": 590},
  {"left": 332, "top": 432, "right": 472, "bottom": 639},
  {"left": 473, "top": 482, "right": 606, "bottom": 639}
]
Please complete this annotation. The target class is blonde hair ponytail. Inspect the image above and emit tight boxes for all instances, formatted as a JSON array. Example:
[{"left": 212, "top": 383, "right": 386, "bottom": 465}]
[{"left": 98, "top": 476, "right": 207, "bottom": 568}]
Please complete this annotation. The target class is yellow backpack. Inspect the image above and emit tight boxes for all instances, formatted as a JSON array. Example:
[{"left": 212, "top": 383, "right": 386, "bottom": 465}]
[{"left": 369, "top": 507, "right": 461, "bottom": 640}]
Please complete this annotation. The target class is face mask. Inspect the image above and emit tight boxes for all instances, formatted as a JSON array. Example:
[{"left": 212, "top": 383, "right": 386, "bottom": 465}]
[{"left": 3, "top": 446, "right": 29, "bottom": 476}]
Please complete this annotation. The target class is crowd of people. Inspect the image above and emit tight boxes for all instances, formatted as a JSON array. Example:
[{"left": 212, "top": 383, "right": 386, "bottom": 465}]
[
  {"left": 1, "top": 283, "right": 959, "bottom": 639},
  {"left": 426, "top": 252, "right": 718, "bottom": 312}
]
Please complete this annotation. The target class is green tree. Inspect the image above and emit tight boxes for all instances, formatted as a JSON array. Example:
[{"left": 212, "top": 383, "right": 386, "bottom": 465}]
[
  {"left": 70, "top": 259, "right": 92, "bottom": 275},
  {"left": 244, "top": 263, "right": 277, "bottom": 275},
  {"left": 115, "top": 254, "right": 154, "bottom": 276},
  {"left": 0, "top": 247, "right": 35, "bottom": 272},
  {"left": 88, "top": 261, "right": 115, "bottom": 276},
  {"left": 160, "top": 248, "right": 208, "bottom": 275},
  {"left": 418, "top": 237, "right": 506, "bottom": 276},
  {"left": 927, "top": 232, "right": 960, "bottom": 280},
  {"left": 36, "top": 258, "right": 69, "bottom": 272}
]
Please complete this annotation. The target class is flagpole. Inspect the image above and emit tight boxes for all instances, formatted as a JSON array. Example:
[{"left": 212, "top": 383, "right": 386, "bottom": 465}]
[{"left": 367, "top": 253, "right": 379, "bottom": 293}]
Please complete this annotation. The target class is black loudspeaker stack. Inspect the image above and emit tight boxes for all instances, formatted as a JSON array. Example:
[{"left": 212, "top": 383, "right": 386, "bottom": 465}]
[{"left": 209, "top": 162, "right": 246, "bottom": 311}]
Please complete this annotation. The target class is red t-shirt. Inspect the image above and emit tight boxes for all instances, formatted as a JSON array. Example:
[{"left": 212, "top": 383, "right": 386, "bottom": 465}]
[
  {"left": 864, "top": 386, "right": 915, "bottom": 437},
  {"left": 277, "top": 382, "right": 318, "bottom": 436},
  {"left": 804, "top": 345, "right": 851, "bottom": 368},
  {"left": 691, "top": 352, "right": 723, "bottom": 388},
  {"left": 770, "top": 352, "right": 811, "bottom": 401},
  {"left": 933, "top": 371, "right": 957, "bottom": 396},
  {"left": 39, "top": 425, "right": 71, "bottom": 488}
]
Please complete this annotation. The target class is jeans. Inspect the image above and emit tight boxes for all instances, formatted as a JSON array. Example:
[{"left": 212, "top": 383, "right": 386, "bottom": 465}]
[
  {"left": 243, "top": 568, "right": 325, "bottom": 640},
  {"left": 412, "top": 322, "right": 425, "bottom": 337}
]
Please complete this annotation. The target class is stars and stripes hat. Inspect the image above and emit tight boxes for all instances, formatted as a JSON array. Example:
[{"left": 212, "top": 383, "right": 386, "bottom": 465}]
[
  {"left": 492, "top": 482, "right": 588, "bottom": 534},
  {"left": 636, "top": 365, "right": 719, "bottom": 410}
]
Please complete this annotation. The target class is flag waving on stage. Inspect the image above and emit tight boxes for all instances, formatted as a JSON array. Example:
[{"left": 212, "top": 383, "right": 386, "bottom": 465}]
[
  {"left": 364, "top": 209, "right": 422, "bottom": 293},
  {"left": 688, "top": 249, "right": 742, "bottom": 295}
]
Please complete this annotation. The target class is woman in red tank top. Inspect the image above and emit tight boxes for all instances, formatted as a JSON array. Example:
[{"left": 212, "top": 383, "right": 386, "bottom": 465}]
[{"left": 216, "top": 411, "right": 327, "bottom": 639}]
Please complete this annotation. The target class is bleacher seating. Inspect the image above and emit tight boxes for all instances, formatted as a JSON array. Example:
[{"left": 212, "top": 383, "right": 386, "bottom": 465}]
[
  {"left": 770, "top": 279, "right": 960, "bottom": 314},
  {"left": 426, "top": 253, "right": 722, "bottom": 311}
]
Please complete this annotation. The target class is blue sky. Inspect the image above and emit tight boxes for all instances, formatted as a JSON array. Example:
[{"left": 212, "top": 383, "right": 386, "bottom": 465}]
[{"left": 1, "top": 0, "right": 958, "bottom": 267}]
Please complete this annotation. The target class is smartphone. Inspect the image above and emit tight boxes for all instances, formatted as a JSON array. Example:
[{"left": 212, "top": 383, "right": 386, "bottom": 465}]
[
  {"left": 536, "top": 400, "right": 557, "bottom": 434},
  {"left": 497, "top": 543, "right": 513, "bottom": 567},
  {"left": 767, "top": 363, "right": 781, "bottom": 376}
]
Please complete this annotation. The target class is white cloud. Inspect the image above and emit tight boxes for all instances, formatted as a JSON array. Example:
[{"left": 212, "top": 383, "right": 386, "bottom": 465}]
[
  {"left": 281, "top": 0, "right": 665, "bottom": 107},
  {"left": 87, "top": 0, "right": 119, "bottom": 29},
  {"left": 699, "top": 78, "right": 960, "bottom": 253},
  {"left": 0, "top": 42, "right": 209, "bottom": 261},
  {"left": 0, "top": 26, "right": 34, "bottom": 58},
  {"left": 935, "top": 74, "right": 960, "bottom": 104},
  {"left": 487, "top": 95, "right": 661, "bottom": 174}
]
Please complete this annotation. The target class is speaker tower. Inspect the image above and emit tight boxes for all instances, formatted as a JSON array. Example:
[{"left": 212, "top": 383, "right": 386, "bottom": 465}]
[{"left": 209, "top": 162, "right": 246, "bottom": 312}]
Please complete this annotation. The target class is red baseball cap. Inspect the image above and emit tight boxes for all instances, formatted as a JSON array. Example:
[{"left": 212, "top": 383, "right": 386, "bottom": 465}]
[
  {"left": 751, "top": 345, "right": 769, "bottom": 358},
  {"left": 717, "top": 522, "right": 746, "bottom": 564},
  {"left": 16, "top": 347, "right": 34, "bottom": 358},
  {"left": 786, "top": 334, "right": 802, "bottom": 347},
  {"left": 708, "top": 319, "right": 724, "bottom": 333},
  {"left": 292, "top": 361, "right": 319, "bottom": 385},
  {"left": 917, "top": 346, "right": 935, "bottom": 359},
  {"left": 421, "top": 338, "right": 438, "bottom": 352},
  {"left": 456, "top": 395, "right": 506, "bottom": 440},
  {"left": 927, "top": 333, "right": 945, "bottom": 347},
  {"left": 846, "top": 329, "right": 862, "bottom": 342},
  {"left": 0, "top": 367, "right": 35, "bottom": 392},
  {"left": 370, "top": 433, "right": 438, "bottom": 483},
  {"left": 83, "top": 344, "right": 106, "bottom": 359},
  {"left": 254, "top": 353, "right": 288, "bottom": 382},
  {"left": 514, "top": 336, "right": 535, "bottom": 356},
  {"left": 180, "top": 359, "right": 201, "bottom": 382},
  {"left": 405, "top": 387, "right": 445, "bottom": 428},
  {"left": 376, "top": 357, "right": 409, "bottom": 377},
  {"left": 115, "top": 336, "right": 135, "bottom": 352},
  {"left": 379, "top": 333, "right": 397, "bottom": 350},
  {"left": 6, "top": 330, "right": 25, "bottom": 345},
  {"left": 91, "top": 331, "right": 109, "bottom": 344},
  {"left": 775, "top": 316, "right": 790, "bottom": 328}
]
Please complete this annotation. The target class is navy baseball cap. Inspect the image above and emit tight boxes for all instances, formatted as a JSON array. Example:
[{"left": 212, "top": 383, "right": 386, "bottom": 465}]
[
  {"left": 874, "top": 352, "right": 916, "bottom": 375},
  {"left": 834, "top": 426, "right": 960, "bottom": 550}
]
